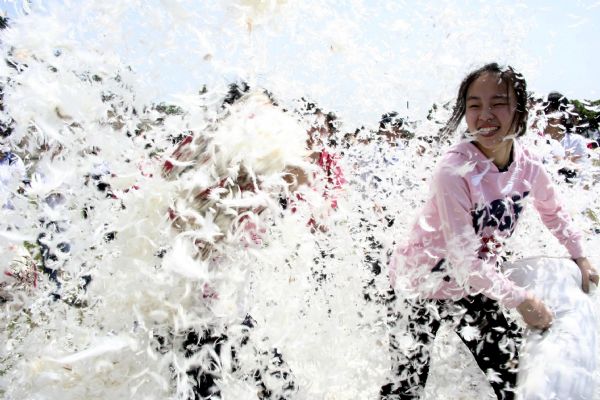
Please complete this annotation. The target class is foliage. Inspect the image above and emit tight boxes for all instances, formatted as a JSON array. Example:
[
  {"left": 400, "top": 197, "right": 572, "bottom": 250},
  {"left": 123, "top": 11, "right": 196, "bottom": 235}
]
[
  {"left": 572, "top": 99, "right": 600, "bottom": 129},
  {"left": 154, "top": 102, "right": 184, "bottom": 115}
]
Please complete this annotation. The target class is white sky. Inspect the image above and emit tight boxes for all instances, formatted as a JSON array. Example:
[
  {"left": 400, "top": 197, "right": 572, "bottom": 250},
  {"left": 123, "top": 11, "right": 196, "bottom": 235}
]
[
  {"left": 2, "top": 0, "right": 599, "bottom": 127},
  {"left": 519, "top": 0, "right": 600, "bottom": 100}
]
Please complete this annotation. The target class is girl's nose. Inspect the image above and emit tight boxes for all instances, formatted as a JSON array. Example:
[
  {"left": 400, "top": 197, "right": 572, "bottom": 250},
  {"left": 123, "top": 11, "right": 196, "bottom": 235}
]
[{"left": 479, "top": 106, "right": 494, "bottom": 121}]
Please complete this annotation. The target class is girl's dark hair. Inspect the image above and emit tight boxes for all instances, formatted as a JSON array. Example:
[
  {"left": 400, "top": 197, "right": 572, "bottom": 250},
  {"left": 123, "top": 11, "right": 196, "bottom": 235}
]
[
  {"left": 441, "top": 63, "right": 529, "bottom": 138},
  {"left": 543, "top": 91, "right": 573, "bottom": 133}
]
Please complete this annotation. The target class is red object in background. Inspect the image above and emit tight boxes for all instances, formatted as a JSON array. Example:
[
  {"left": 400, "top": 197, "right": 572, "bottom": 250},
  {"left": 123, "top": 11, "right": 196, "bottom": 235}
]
[
  {"left": 163, "top": 134, "right": 194, "bottom": 173},
  {"left": 4, "top": 263, "right": 38, "bottom": 288},
  {"left": 316, "top": 148, "right": 346, "bottom": 210}
]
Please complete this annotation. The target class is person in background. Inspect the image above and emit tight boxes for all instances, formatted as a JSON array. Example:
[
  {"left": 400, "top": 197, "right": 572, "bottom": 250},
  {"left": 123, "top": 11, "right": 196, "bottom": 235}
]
[
  {"left": 542, "top": 92, "right": 589, "bottom": 181},
  {"left": 305, "top": 105, "right": 346, "bottom": 219},
  {"left": 163, "top": 83, "right": 300, "bottom": 400}
]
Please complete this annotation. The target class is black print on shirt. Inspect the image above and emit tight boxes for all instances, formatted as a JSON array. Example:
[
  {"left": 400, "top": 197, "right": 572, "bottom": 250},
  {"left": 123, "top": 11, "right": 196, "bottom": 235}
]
[{"left": 471, "top": 192, "right": 530, "bottom": 235}]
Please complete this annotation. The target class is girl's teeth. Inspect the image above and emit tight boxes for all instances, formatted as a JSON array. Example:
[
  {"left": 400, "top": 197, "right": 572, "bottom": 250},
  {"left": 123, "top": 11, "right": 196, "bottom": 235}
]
[{"left": 478, "top": 127, "right": 498, "bottom": 135}]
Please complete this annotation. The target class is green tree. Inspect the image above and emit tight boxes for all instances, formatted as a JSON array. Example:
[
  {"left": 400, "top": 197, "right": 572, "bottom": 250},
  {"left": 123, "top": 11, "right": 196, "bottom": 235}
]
[{"left": 572, "top": 99, "right": 600, "bottom": 130}]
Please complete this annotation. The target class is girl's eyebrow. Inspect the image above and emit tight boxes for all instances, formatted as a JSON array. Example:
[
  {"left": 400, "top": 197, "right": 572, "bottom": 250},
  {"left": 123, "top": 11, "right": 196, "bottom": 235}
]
[{"left": 466, "top": 93, "right": 508, "bottom": 101}]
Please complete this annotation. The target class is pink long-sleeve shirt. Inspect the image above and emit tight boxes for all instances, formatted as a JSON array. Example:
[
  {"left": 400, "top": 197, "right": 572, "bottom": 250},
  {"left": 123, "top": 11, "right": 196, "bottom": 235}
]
[{"left": 390, "top": 140, "right": 584, "bottom": 308}]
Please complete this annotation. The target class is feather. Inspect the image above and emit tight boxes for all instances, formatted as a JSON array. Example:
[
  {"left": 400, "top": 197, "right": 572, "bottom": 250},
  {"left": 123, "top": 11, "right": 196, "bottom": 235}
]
[{"left": 47, "top": 336, "right": 133, "bottom": 364}]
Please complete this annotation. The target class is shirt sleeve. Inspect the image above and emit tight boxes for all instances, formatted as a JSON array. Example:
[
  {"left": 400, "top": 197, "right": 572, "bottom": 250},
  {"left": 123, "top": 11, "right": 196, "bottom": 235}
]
[
  {"left": 433, "top": 164, "right": 528, "bottom": 308},
  {"left": 574, "top": 136, "right": 588, "bottom": 158},
  {"left": 531, "top": 164, "right": 584, "bottom": 259}
]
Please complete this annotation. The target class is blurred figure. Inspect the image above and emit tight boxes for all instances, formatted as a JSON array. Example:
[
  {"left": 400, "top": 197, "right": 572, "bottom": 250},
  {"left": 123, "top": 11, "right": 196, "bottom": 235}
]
[
  {"left": 302, "top": 102, "right": 346, "bottom": 228},
  {"left": 542, "top": 92, "right": 589, "bottom": 182},
  {"left": 163, "top": 82, "right": 302, "bottom": 400},
  {"left": 378, "top": 111, "right": 414, "bottom": 151}
]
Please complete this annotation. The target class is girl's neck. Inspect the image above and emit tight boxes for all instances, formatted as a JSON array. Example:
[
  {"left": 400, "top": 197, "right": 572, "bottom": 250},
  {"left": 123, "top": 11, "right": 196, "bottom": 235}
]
[{"left": 473, "top": 140, "right": 514, "bottom": 170}]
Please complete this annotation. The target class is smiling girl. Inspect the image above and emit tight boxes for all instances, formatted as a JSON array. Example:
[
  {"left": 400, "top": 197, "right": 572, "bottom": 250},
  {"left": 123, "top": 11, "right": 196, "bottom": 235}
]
[{"left": 380, "top": 63, "right": 598, "bottom": 400}]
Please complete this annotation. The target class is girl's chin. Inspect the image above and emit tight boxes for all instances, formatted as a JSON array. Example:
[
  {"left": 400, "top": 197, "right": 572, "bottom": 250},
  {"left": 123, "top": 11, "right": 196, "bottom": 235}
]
[{"left": 475, "top": 136, "right": 512, "bottom": 151}]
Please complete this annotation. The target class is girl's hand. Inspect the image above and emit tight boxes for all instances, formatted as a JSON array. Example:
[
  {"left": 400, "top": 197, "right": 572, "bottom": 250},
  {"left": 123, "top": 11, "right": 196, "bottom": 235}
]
[
  {"left": 517, "top": 295, "right": 553, "bottom": 330},
  {"left": 575, "top": 257, "right": 599, "bottom": 293}
]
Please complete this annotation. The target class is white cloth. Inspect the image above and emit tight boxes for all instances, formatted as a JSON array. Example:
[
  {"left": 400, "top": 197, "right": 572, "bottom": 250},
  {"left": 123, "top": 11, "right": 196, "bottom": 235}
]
[
  {"left": 561, "top": 133, "right": 588, "bottom": 162},
  {"left": 547, "top": 137, "right": 565, "bottom": 159},
  {"left": 537, "top": 136, "right": 564, "bottom": 164},
  {"left": 503, "top": 257, "right": 597, "bottom": 400}
]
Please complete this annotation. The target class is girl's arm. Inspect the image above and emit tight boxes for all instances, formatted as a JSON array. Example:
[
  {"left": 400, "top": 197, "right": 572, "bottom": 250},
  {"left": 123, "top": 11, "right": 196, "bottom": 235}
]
[
  {"left": 531, "top": 165, "right": 583, "bottom": 257},
  {"left": 532, "top": 165, "right": 598, "bottom": 292},
  {"left": 433, "top": 165, "right": 528, "bottom": 308}
]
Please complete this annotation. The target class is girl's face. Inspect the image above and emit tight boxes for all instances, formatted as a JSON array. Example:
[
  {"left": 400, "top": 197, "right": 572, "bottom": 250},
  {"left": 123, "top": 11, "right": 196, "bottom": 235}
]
[{"left": 465, "top": 72, "right": 517, "bottom": 154}]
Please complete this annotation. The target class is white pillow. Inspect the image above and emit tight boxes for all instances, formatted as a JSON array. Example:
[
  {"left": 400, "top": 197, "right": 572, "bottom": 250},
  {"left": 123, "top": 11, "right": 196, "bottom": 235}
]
[{"left": 503, "top": 257, "right": 597, "bottom": 400}]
